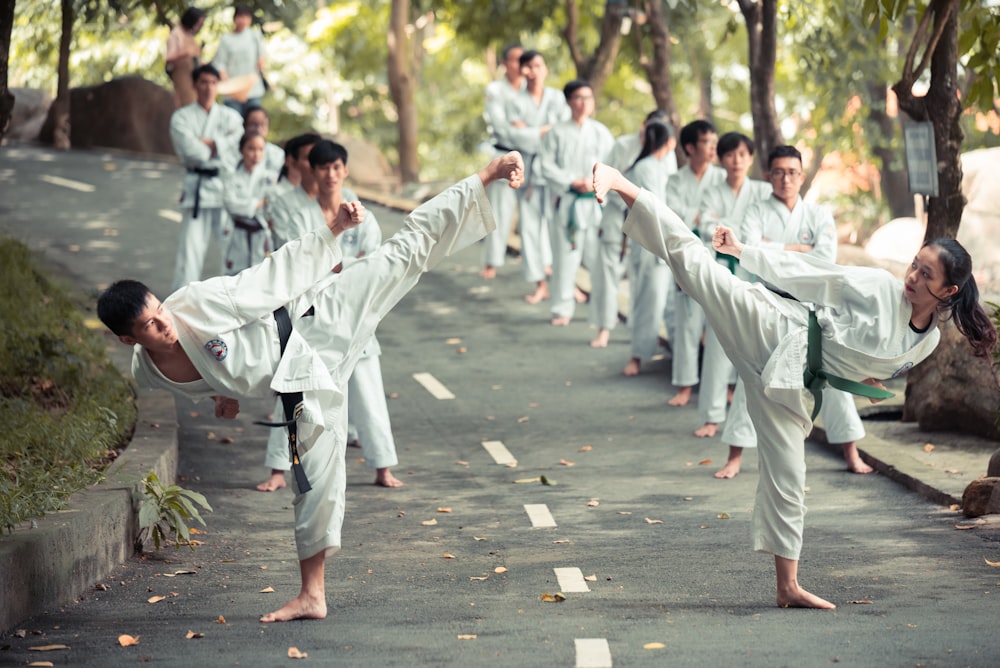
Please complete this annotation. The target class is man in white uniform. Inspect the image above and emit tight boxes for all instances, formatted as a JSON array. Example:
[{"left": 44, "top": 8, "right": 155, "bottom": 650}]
[
  {"left": 661, "top": 120, "right": 726, "bottom": 394},
  {"left": 212, "top": 5, "right": 267, "bottom": 116},
  {"left": 538, "top": 80, "right": 614, "bottom": 326},
  {"left": 243, "top": 106, "right": 285, "bottom": 175},
  {"left": 269, "top": 134, "right": 321, "bottom": 248},
  {"left": 97, "top": 152, "right": 524, "bottom": 623},
  {"left": 503, "top": 50, "right": 571, "bottom": 304},
  {"left": 169, "top": 64, "right": 244, "bottom": 291},
  {"left": 715, "top": 145, "right": 869, "bottom": 477},
  {"left": 480, "top": 43, "right": 525, "bottom": 279}
]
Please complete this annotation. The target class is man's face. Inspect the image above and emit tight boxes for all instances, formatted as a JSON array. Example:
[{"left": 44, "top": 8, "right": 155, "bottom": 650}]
[
  {"left": 720, "top": 143, "right": 753, "bottom": 180},
  {"left": 234, "top": 12, "right": 252, "bottom": 31},
  {"left": 522, "top": 56, "right": 547, "bottom": 85},
  {"left": 768, "top": 156, "right": 805, "bottom": 205},
  {"left": 313, "top": 159, "right": 349, "bottom": 196},
  {"left": 685, "top": 131, "right": 717, "bottom": 165},
  {"left": 504, "top": 48, "right": 524, "bottom": 79},
  {"left": 194, "top": 73, "right": 219, "bottom": 106},
  {"left": 244, "top": 111, "right": 269, "bottom": 139},
  {"left": 567, "top": 86, "right": 595, "bottom": 120},
  {"left": 122, "top": 294, "right": 178, "bottom": 353}
]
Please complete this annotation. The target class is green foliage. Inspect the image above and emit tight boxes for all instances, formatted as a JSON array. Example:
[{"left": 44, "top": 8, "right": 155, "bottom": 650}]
[
  {"left": 136, "top": 472, "right": 212, "bottom": 552},
  {"left": 0, "top": 238, "right": 137, "bottom": 534}
]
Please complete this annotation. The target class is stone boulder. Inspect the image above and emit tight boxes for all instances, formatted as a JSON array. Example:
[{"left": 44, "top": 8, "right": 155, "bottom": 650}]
[
  {"left": 333, "top": 133, "right": 395, "bottom": 189},
  {"left": 962, "top": 477, "right": 1000, "bottom": 517},
  {"left": 6, "top": 88, "right": 52, "bottom": 142},
  {"left": 39, "top": 77, "right": 174, "bottom": 156},
  {"left": 902, "top": 319, "right": 1000, "bottom": 440}
]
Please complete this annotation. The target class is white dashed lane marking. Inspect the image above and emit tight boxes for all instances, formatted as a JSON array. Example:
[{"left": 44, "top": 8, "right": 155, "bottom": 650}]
[
  {"left": 553, "top": 567, "right": 590, "bottom": 593},
  {"left": 575, "top": 638, "right": 612, "bottom": 668},
  {"left": 523, "top": 503, "right": 556, "bottom": 528},
  {"left": 412, "top": 372, "right": 455, "bottom": 399},
  {"left": 481, "top": 440, "right": 517, "bottom": 466},
  {"left": 39, "top": 174, "right": 95, "bottom": 192},
  {"left": 158, "top": 209, "right": 183, "bottom": 223}
]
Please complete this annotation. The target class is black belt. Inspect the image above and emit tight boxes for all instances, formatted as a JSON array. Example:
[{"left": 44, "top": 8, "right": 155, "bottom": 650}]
[
  {"left": 253, "top": 307, "right": 311, "bottom": 492},
  {"left": 186, "top": 167, "right": 220, "bottom": 219},
  {"left": 493, "top": 143, "right": 517, "bottom": 153}
]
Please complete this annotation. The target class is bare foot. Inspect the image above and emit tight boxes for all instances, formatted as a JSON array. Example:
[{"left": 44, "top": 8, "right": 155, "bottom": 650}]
[
  {"left": 478, "top": 151, "right": 524, "bottom": 189},
  {"left": 256, "top": 470, "right": 287, "bottom": 492},
  {"left": 841, "top": 442, "right": 874, "bottom": 474},
  {"left": 574, "top": 287, "right": 588, "bottom": 303},
  {"left": 592, "top": 162, "right": 623, "bottom": 203},
  {"left": 544, "top": 265, "right": 552, "bottom": 277},
  {"left": 479, "top": 265, "right": 497, "bottom": 279},
  {"left": 259, "top": 593, "right": 328, "bottom": 623},
  {"left": 375, "top": 468, "right": 404, "bottom": 488},
  {"left": 714, "top": 448, "right": 743, "bottom": 479},
  {"left": 623, "top": 357, "right": 641, "bottom": 376},
  {"left": 694, "top": 423, "right": 718, "bottom": 438},
  {"left": 590, "top": 328, "right": 610, "bottom": 348},
  {"left": 524, "top": 282, "right": 549, "bottom": 304},
  {"left": 668, "top": 386, "right": 693, "bottom": 407},
  {"left": 776, "top": 586, "right": 837, "bottom": 610},
  {"left": 551, "top": 316, "right": 571, "bottom": 326}
]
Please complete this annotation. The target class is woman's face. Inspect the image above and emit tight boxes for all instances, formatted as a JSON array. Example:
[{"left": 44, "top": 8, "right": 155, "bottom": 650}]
[
  {"left": 241, "top": 136, "right": 265, "bottom": 169},
  {"left": 904, "top": 245, "right": 958, "bottom": 309}
]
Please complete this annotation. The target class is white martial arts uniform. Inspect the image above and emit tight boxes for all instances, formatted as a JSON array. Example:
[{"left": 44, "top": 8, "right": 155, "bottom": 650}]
[
  {"left": 504, "top": 86, "right": 570, "bottom": 283},
  {"left": 695, "top": 178, "right": 772, "bottom": 425},
  {"left": 625, "top": 154, "right": 674, "bottom": 361},
  {"left": 132, "top": 175, "right": 494, "bottom": 561},
  {"left": 722, "top": 196, "right": 866, "bottom": 447},
  {"left": 664, "top": 163, "right": 727, "bottom": 387},
  {"left": 538, "top": 117, "right": 614, "bottom": 320},
  {"left": 168, "top": 101, "right": 244, "bottom": 291},
  {"left": 591, "top": 133, "right": 676, "bottom": 334},
  {"left": 269, "top": 185, "right": 316, "bottom": 249},
  {"left": 481, "top": 76, "right": 526, "bottom": 270},
  {"left": 222, "top": 161, "right": 279, "bottom": 274},
  {"left": 624, "top": 188, "right": 940, "bottom": 559},
  {"left": 263, "top": 141, "right": 284, "bottom": 176}
]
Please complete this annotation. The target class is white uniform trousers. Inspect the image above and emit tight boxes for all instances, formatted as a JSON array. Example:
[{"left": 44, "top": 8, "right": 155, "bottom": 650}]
[
  {"left": 589, "top": 206, "right": 628, "bottom": 330},
  {"left": 515, "top": 184, "right": 553, "bottom": 283},
  {"left": 172, "top": 206, "right": 233, "bottom": 290},
  {"left": 549, "top": 196, "right": 601, "bottom": 320},
  {"left": 698, "top": 323, "right": 735, "bottom": 424},
  {"left": 627, "top": 242, "right": 672, "bottom": 361},
  {"left": 481, "top": 179, "right": 518, "bottom": 269},
  {"left": 346, "top": 353, "right": 398, "bottom": 470},
  {"left": 223, "top": 226, "right": 271, "bottom": 275},
  {"left": 671, "top": 288, "right": 706, "bottom": 387}
]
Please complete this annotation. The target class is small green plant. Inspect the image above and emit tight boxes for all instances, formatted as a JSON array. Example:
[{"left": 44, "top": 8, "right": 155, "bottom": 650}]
[{"left": 136, "top": 472, "right": 212, "bottom": 552}]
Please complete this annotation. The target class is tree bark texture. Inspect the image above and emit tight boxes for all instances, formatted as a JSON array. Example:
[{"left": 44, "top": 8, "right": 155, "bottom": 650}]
[
  {"left": 562, "top": 0, "right": 624, "bottom": 99},
  {"left": 636, "top": 1, "right": 679, "bottom": 129},
  {"left": 388, "top": 0, "right": 419, "bottom": 183},
  {"left": 52, "top": 0, "right": 72, "bottom": 150},
  {"left": 737, "top": 0, "right": 781, "bottom": 164},
  {"left": 0, "top": 0, "right": 14, "bottom": 142}
]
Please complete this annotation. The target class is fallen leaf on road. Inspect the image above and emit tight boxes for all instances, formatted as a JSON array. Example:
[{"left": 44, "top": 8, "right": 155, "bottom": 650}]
[
  {"left": 587, "top": 499, "right": 600, "bottom": 507},
  {"left": 954, "top": 525, "right": 976, "bottom": 530},
  {"left": 645, "top": 518, "right": 664, "bottom": 525},
  {"left": 442, "top": 553, "right": 456, "bottom": 559},
  {"left": 117, "top": 635, "right": 139, "bottom": 647},
  {"left": 540, "top": 592, "right": 566, "bottom": 602},
  {"left": 470, "top": 575, "right": 490, "bottom": 581},
  {"left": 644, "top": 642, "right": 665, "bottom": 650},
  {"left": 540, "top": 475, "right": 556, "bottom": 486},
  {"left": 560, "top": 459, "right": 575, "bottom": 467},
  {"left": 700, "top": 524, "right": 710, "bottom": 529},
  {"left": 13, "top": 630, "right": 26, "bottom": 638},
  {"left": 985, "top": 557, "right": 1000, "bottom": 567},
  {"left": 514, "top": 477, "right": 541, "bottom": 484},
  {"left": 698, "top": 459, "right": 712, "bottom": 466},
  {"left": 147, "top": 595, "right": 166, "bottom": 604},
  {"left": 189, "top": 528, "right": 204, "bottom": 535},
  {"left": 579, "top": 445, "right": 593, "bottom": 452},
  {"left": 950, "top": 504, "right": 961, "bottom": 511},
  {"left": 437, "top": 507, "right": 452, "bottom": 513},
  {"left": 517, "top": 416, "right": 530, "bottom": 423},
  {"left": 219, "top": 437, "right": 234, "bottom": 444},
  {"left": 288, "top": 647, "right": 308, "bottom": 659},
  {"left": 389, "top": 392, "right": 399, "bottom": 399},
  {"left": 617, "top": 511, "right": 632, "bottom": 515},
  {"left": 185, "top": 630, "right": 204, "bottom": 639},
  {"left": 455, "top": 460, "right": 470, "bottom": 466},
  {"left": 207, "top": 432, "right": 216, "bottom": 440},
  {"left": 494, "top": 567, "right": 508, "bottom": 574},
  {"left": 457, "top": 634, "right": 477, "bottom": 640},
  {"left": 923, "top": 443, "right": 935, "bottom": 453},
  {"left": 584, "top": 574, "right": 597, "bottom": 582},
  {"left": 96, "top": 583, "right": 109, "bottom": 591},
  {"left": 445, "top": 337, "right": 461, "bottom": 345},
  {"left": 216, "top": 616, "right": 226, "bottom": 624},
  {"left": 528, "top": 402, "right": 539, "bottom": 408},
  {"left": 848, "top": 599, "right": 873, "bottom": 604},
  {"left": 717, "top": 513, "right": 730, "bottom": 519},
  {"left": 189, "top": 411, "right": 201, "bottom": 417},
  {"left": 27, "top": 662, "right": 54, "bottom": 667},
  {"left": 456, "top": 347, "right": 467, "bottom": 354},
  {"left": 159, "top": 570, "right": 197, "bottom": 577},
  {"left": 28, "top": 645, "right": 70, "bottom": 652},
  {"left": 473, "top": 536, "right": 487, "bottom": 541},
  {"left": 259, "top": 586, "right": 275, "bottom": 593},
  {"left": 421, "top": 519, "right": 438, "bottom": 526}
]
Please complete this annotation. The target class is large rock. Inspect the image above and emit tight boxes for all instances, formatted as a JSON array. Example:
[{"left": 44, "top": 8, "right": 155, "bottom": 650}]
[
  {"left": 39, "top": 77, "right": 174, "bottom": 156},
  {"left": 334, "top": 132, "right": 395, "bottom": 189},
  {"left": 6, "top": 88, "right": 52, "bottom": 142},
  {"left": 962, "top": 477, "right": 1000, "bottom": 517},
  {"left": 902, "top": 320, "right": 1000, "bottom": 440}
]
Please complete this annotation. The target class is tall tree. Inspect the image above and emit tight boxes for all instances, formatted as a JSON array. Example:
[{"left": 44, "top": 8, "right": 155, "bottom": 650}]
[
  {"left": 0, "top": 0, "right": 14, "bottom": 143},
  {"left": 562, "top": 0, "right": 625, "bottom": 97},
  {"left": 51, "top": 0, "right": 71, "bottom": 149},
  {"left": 735, "top": 0, "right": 781, "bottom": 164},
  {"left": 387, "top": 0, "right": 419, "bottom": 182},
  {"left": 634, "top": 0, "right": 680, "bottom": 129}
]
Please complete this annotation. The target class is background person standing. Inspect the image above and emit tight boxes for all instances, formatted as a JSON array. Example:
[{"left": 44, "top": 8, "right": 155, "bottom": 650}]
[
  {"left": 213, "top": 5, "right": 268, "bottom": 116},
  {"left": 164, "top": 6, "right": 206, "bottom": 108}
]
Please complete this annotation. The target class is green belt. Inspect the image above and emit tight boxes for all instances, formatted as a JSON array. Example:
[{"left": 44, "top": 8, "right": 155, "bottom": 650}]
[
  {"left": 804, "top": 310, "right": 894, "bottom": 420},
  {"left": 566, "top": 190, "right": 597, "bottom": 250},
  {"left": 716, "top": 251, "right": 738, "bottom": 274}
]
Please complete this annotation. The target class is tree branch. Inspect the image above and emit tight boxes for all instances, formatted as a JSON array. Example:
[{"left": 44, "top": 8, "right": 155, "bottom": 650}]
[
  {"left": 912, "top": 0, "right": 958, "bottom": 82},
  {"left": 562, "top": 0, "right": 584, "bottom": 71}
]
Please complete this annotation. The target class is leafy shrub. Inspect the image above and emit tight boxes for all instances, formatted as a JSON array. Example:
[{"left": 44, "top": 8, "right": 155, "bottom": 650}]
[{"left": 136, "top": 472, "right": 212, "bottom": 552}]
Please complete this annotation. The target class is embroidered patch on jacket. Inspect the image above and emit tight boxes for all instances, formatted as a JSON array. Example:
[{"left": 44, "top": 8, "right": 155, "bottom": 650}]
[
  {"left": 891, "top": 361, "right": 913, "bottom": 379},
  {"left": 205, "top": 339, "right": 228, "bottom": 361}
]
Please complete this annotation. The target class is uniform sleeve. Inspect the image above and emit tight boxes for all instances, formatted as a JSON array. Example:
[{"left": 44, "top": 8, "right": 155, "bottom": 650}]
[
  {"left": 808, "top": 205, "right": 838, "bottom": 263},
  {"left": 223, "top": 171, "right": 259, "bottom": 219},
  {"left": 538, "top": 128, "right": 575, "bottom": 193},
  {"left": 485, "top": 83, "right": 512, "bottom": 147},
  {"left": 739, "top": 246, "right": 847, "bottom": 307},
  {"left": 741, "top": 201, "right": 784, "bottom": 253},
  {"left": 664, "top": 174, "right": 699, "bottom": 229}
]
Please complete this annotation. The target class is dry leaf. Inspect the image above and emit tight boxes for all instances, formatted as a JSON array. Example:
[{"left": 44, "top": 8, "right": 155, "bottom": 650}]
[
  {"left": 28, "top": 662, "right": 54, "bottom": 667},
  {"left": 560, "top": 458, "right": 575, "bottom": 467},
  {"left": 644, "top": 642, "right": 666, "bottom": 650},
  {"left": 442, "top": 553, "right": 456, "bottom": 559},
  {"left": 219, "top": 437, "right": 234, "bottom": 444},
  {"left": 96, "top": 583, "right": 109, "bottom": 591},
  {"left": 698, "top": 459, "right": 712, "bottom": 466},
  {"left": 29, "top": 645, "right": 71, "bottom": 652},
  {"left": 950, "top": 504, "right": 961, "bottom": 511},
  {"left": 469, "top": 575, "right": 490, "bottom": 581},
  {"left": 579, "top": 445, "right": 593, "bottom": 452},
  {"left": 645, "top": 517, "right": 664, "bottom": 524},
  {"left": 553, "top": 539, "right": 571, "bottom": 544},
  {"left": 848, "top": 599, "right": 873, "bottom": 604},
  {"left": 717, "top": 513, "right": 730, "bottom": 519},
  {"left": 147, "top": 595, "right": 166, "bottom": 604},
  {"left": 216, "top": 616, "right": 226, "bottom": 624},
  {"left": 445, "top": 337, "right": 462, "bottom": 345},
  {"left": 185, "top": 630, "right": 204, "bottom": 639},
  {"left": 617, "top": 511, "right": 632, "bottom": 515},
  {"left": 189, "top": 411, "right": 201, "bottom": 417},
  {"left": 587, "top": 499, "right": 600, "bottom": 507},
  {"left": 455, "top": 460, "right": 470, "bottom": 466},
  {"left": 540, "top": 475, "right": 556, "bottom": 486},
  {"left": 260, "top": 565, "right": 269, "bottom": 570},
  {"left": 540, "top": 592, "right": 566, "bottom": 602},
  {"left": 517, "top": 416, "right": 530, "bottom": 423},
  {"left": 206, "top": 432, "right": 216, "bottom": 440},
  {"left": 985, "top": 557, "right": 1000, "bottom": 567},
  {"left": 514, "top": 477, "right": 541, "bottom": 484},
  {"left": 288, "top": 647, "right": 308, "bottom": 659},
  {"left": 457, "top": 634, "right": 477, "bottom": 640},
  {"left": 421, "top": 518, "right": 438, "bottom": 526},
  {"left": 923, "top": 443, "right": 935, "bottom": 453},
  {"left": 473, "top": 536, "right": 487, "bottom": 541},
  {"left": 456, "top": 347, "right": 467, "bottom": 354},
  {"left": 117, "top": 635, "right": 139, "bottom": 647},
  {"left": 955, "top": 524, "right": 976, "bottom": 530},
  {"left": 259, "top": 586, "right": 275, "bottom": 593},
  {"left": 389, "top": 392, "right": 399, "bottom": 399},
  {"left": 494, "top": 566, "right": 508, "bottom": 574},
  {"left": 13, "top": 630, "right": 26, "bottom": 638},
  {"left": 437, "top": 507, "right": 452, "bottom": 513},
  {"left": 944, "top": 469, "right": 961, "bottom": 474},
  {"left": 584, "top": 574, "right": 597, "bottom": 582}
]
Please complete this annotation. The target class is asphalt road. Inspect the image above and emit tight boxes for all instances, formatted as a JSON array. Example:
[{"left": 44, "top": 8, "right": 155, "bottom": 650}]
[{"left": 1, "top": 145, "right": 999, "bottom": 667}]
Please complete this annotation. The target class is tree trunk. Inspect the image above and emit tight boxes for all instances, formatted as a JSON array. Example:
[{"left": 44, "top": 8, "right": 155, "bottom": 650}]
[
  {"left": 52, "top": 0, "right": 72, "bottom": 150},
  {"left": 637, "top": 0, "right": 679, "bottom": 128},
  {"left": 562, "top": 0, "right": 625, "bottom": 99},
  {"left": 0, "top": 0, "right": 15, "bottom": 142},
  {"left": 387, "top": 0, "right": 419, "bottom": 183},
  {"left": 737, "top": 0, "right": 781, "bottom": 165}
]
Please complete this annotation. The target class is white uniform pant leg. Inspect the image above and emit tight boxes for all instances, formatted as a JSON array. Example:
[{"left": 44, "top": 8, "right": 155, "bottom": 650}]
[
  {"left": 347, "top": 354, "right": 398, "bottom": 470},
  {"left": 172, "top": 207, "right": 225, "bottom": 291},
  {"left": 579, "top": 225, "right": 601, "bottom": 326},
  {"left": 590, "top": 235, "right": 625, "bottom": 330},
  {"left": 516, "top": 185, "right": 549, "bottom": 283},
  {"left": 482, "top": 179, "right": 517, "bottom": 268},
  {"left": 548, "top": 199, "right": 580, "bottom": 319},
  {"left": 224, "top": 228, "right": 269, "bottom": 275},
  {"left": 663, "top": 279, "right": 676, "bottom": 346},
  {"left": 293, "top": 402, "right": 347, "bottom": 560},
  {"left": 818, "top": 387, "right": 865, "bottom": 444},
  {"left": 698, "top": 323, "right": 734, "bottom": 424},
  {"left": 720, "top": 377, "right": 757, "bottom": 447},
  {"left": 671, "top": 290, "right": 706, "bottom": 387},
  {"left": 628, "top": 246, "right": 670, "bottom": 360},
  {"left": 264, "top": 395, "right": 292, "bottom": 470}
]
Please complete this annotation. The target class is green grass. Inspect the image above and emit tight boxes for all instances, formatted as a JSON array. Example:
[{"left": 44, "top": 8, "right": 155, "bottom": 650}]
[{"left": 0, "top": 238, "right": 137, "bottom": 534}]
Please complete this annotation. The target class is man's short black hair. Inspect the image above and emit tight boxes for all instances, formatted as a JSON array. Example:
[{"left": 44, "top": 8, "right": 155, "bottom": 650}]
[
  {"left": 717, "top": 132, "right": 754, "bottom": 159},
  {"left": 308, "top": 140, "right": 349, "bottom": 168},
  {"left": 519, "top": 50, "right": 543, "bottom": 68},
  {"left": 679, "top": 119, "right": 716, "bottom": 152},
  {"left": 563, "top": 79, "right": 592, "bottom": 101},
  {"left": 243, "top": 105, "right": 268, "bottom": 123},
  {"left": 645, "top": 109, "right": 669, "bottom": 124},
  {"left": 767, "top": 144, "right": 802, "bottom": 169},
  {"left": 97, "top": 279, "right": 153, "bottom": 337},
  {"left": 234, "top": 5, "right": 253, "bottom": 18},
  {"left": 501, "top": 43, "right": 522, "bottom": 61},
  {"left": 283, "top": 132, "right": 322, "bottom": 160},
  {"left": 180, "top": 7, "right": 205, "bottom": 31},
  {"left": 192, "top": 63, "right": 221, "bottom": 84}
]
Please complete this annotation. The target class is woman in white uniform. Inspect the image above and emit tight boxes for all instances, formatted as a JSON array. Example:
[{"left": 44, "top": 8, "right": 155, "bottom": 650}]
[{"left": 592, "top": 161, "right": 996, "bottom": 609}]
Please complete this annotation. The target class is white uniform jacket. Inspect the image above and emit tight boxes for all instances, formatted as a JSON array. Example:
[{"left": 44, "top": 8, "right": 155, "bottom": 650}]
[
  {"left": 485, "top": 77, "right": 526, "bottom": 152},
  {"left": 503, "top": 86, "right": 570, "bottom": 185},
  {"left": 741, "top": 196, "right": 837, "bottom": 262},
  {"left": 664, "top": 163, "right": 726, "bottom": 231},
  {"left": 223, "top": 162, "right": 279, "bottom": 222},
  {"left": 169, "top": 102, "right": 244, "bottom": 210}
]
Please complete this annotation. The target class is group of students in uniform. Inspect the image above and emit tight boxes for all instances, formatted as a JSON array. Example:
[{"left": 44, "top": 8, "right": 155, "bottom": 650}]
[
  {"left": 480, "top": 45, "right": 882, "bottom": 480},
  {"left": 96, "top": 45, "right": 998, "bottom": 621}
]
